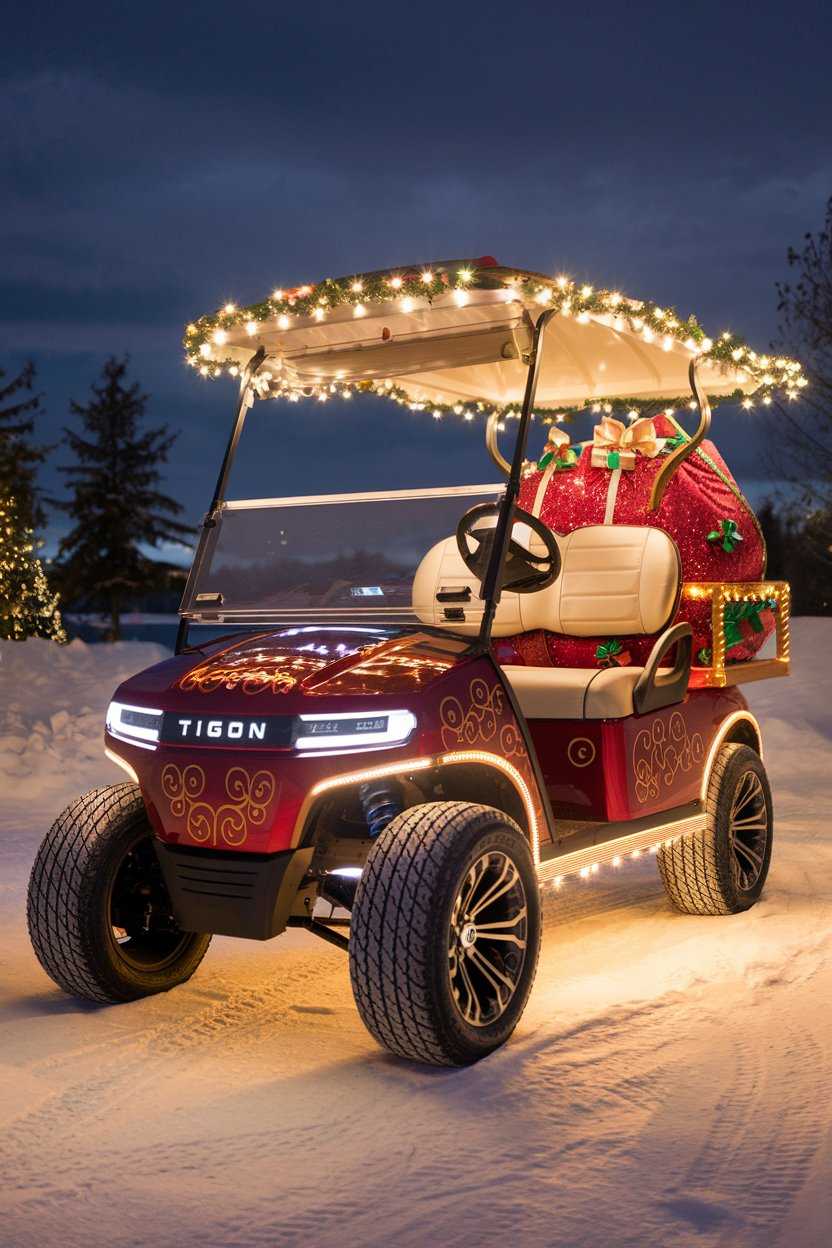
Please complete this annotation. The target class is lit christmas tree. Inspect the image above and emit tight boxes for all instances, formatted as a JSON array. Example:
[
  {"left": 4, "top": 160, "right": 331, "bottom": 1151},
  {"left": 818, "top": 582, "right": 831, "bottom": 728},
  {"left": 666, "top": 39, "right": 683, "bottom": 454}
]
[{"left": 0, "top": 494, "right": 66, "bottom": 642}]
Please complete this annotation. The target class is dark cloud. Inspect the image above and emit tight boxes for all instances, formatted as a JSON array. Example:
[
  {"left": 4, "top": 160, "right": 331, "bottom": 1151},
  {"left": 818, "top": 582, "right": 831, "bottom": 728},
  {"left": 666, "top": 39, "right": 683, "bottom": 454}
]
[{"left": 2, "top": 0, "right": 831, "bottom": 553}]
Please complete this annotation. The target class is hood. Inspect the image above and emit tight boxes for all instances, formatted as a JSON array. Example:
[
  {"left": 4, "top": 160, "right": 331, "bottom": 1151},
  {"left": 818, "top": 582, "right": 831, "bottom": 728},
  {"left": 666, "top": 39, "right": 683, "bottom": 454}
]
[{"left": 115, "top": 626, "right": 472, "bottom": 711}]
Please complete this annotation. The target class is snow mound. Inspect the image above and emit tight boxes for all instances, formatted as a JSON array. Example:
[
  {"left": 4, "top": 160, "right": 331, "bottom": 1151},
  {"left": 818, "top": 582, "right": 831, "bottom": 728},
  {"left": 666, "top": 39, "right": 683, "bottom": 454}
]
[{"left": 0, "top": 637, "right": 169, "bottom": 799}]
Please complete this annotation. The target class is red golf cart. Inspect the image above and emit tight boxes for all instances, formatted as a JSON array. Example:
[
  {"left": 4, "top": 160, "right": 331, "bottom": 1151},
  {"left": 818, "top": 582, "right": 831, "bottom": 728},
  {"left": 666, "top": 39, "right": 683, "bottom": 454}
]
[{"left": 28, "top": 259, "right": 798, "bottom": 1065}]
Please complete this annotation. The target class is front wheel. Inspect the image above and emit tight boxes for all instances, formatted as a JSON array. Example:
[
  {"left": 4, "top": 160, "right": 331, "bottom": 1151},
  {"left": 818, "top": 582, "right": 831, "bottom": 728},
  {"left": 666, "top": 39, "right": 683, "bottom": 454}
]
[
  {"left": 657, "top": 743, "right": 773, "bottom": 915},
  {"left": 349, "top": 801, "right": 541, "bottom": 1066},
  {"left": 28, "top": 784, "right": 211, "bottom": 1003}
]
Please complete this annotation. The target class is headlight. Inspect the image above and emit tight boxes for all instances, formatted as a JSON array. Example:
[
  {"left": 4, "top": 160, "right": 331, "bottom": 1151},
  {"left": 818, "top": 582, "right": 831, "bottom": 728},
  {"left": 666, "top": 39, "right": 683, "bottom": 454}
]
[
  {"left": 106, "top": 701, "right": 164, "bottom": 750},
  {"left": 294, "top": 710, "right": 417, "bottom": 752}
]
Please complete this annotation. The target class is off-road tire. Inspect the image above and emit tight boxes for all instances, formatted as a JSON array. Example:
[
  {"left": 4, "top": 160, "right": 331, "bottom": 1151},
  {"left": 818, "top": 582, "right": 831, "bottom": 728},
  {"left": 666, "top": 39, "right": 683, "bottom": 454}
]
[
  {"left": 657, "top": 744, "right": 773, "bottom": 915},
  {"left": 28, "top": 783, "right": 211, "bottom": 1003},
  {"left": 349, "top": 801, "right": 541, "bottom": 1066}
]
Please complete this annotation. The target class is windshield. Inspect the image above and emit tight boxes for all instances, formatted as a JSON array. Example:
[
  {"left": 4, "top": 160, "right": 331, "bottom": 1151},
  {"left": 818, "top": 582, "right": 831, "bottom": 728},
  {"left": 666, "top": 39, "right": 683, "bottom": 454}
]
[
  {"left": 183, "top": 485, "right": 504, "bottom": 623},
  {"left": 181, "top": 394, "right": 521, "bottom": 626}
]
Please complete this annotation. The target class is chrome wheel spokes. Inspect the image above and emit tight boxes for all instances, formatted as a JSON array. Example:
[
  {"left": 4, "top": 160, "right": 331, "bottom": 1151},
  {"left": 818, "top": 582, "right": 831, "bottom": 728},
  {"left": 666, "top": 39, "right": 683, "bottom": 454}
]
[
  {"left": 448, "top": 851, "right": 528, "bottom": 1028},
  {"left": 729, "top": 770, "right": 769, "bottom": 891}
]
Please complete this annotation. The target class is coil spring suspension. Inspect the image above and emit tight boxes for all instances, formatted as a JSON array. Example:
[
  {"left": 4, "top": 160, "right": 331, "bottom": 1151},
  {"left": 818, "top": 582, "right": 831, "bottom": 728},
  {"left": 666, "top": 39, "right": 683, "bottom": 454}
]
[{"left": 359, "top": 780, "right": 402, "bottom": 837}]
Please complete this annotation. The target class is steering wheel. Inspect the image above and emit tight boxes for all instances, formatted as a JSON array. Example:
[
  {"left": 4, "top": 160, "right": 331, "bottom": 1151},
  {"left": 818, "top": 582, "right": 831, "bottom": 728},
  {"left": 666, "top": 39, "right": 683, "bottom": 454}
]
[{"left": 456, "top": 502, "right": 561, "bottom": 594}]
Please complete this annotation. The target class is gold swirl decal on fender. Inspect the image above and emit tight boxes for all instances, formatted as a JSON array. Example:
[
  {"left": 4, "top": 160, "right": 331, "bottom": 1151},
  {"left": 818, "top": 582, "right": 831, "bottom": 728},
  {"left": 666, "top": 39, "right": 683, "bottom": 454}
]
[
  {"left": 160, "top": 763, "right": 278, "bottom": 846},
  {"left": 440, "top": 678, "right": 527, "bottom": 762},
  {"left": 632, "top": 711, "right": 704, "bottom": 804}
]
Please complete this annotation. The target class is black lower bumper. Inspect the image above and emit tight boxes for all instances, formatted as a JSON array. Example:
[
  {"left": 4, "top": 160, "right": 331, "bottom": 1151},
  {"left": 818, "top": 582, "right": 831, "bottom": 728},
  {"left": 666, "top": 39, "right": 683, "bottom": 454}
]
[{"left": 154, "top": 841, "right": 314, "bottom": 940}]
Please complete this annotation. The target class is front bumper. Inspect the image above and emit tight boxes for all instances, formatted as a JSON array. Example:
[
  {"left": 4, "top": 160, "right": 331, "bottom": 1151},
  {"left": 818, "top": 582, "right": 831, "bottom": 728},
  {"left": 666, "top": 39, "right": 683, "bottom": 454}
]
[{"left": 154, "top": 842, "right": 314, "bottom": 940}]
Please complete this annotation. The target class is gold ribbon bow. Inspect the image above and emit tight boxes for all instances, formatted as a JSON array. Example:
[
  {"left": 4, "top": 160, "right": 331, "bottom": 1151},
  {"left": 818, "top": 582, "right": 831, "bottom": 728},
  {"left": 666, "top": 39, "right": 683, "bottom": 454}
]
[
  {"left": 591, "top": 416, "right": 665, "bottom": 470},
  {"left": 547, "top": 428, "right": 574, "bottom": 460}
]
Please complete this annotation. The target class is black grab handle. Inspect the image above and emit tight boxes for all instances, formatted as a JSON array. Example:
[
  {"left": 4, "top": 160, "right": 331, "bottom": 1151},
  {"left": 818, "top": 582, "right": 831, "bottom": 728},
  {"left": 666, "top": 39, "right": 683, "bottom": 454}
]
[{"left": 632, "top": 622, "right": 693, "bottom": 716}]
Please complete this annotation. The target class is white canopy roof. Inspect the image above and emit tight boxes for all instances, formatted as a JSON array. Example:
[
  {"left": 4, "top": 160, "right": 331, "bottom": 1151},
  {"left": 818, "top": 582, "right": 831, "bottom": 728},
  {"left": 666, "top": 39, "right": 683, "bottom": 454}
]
[{"left": 186, "top": 262, "right": 804, "bottom": 411}]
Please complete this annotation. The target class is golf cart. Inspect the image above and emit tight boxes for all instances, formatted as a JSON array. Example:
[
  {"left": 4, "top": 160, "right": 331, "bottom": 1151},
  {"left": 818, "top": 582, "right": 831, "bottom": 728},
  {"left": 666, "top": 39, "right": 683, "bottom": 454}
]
[{"left": 28, "top": 258, "right": 800, "bottom": 1066}]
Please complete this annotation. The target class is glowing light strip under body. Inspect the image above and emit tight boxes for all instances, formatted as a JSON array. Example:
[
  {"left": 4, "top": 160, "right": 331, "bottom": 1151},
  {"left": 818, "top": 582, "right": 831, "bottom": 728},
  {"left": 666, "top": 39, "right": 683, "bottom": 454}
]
[{"left": 536, "top": 809, "right": 706, "bottom": 885}]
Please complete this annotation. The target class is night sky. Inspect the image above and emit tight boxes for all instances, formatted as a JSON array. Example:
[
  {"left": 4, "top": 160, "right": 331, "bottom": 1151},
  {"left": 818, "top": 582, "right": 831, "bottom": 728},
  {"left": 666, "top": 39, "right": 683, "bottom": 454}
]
[{"left": 3, "top": 0, "right": 831, "bottom": 558}]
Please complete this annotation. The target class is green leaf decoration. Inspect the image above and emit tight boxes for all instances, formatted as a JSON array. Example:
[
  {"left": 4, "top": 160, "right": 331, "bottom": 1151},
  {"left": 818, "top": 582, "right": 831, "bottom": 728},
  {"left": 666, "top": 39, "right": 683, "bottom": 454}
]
[{"left": 707, "top": 518, "right": 743, "bottom": 553}]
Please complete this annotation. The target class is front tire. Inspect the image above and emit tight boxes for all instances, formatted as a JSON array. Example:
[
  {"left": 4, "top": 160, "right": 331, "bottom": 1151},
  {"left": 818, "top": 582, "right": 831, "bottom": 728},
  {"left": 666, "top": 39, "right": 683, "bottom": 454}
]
[
  {"left": 657, "top": 743, "right": 773, "bottom": 915},
  {"left": 27, "top": 783, "right": 211, "bottom": 1003},
  {"left": 349, "top": 801, "right": 541, "bottom": 1066}
]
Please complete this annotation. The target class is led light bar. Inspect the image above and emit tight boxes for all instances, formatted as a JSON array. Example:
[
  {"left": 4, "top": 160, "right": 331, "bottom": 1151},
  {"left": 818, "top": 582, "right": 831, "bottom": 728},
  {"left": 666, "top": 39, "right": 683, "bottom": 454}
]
[
  {"left": 105, "top": 701, "right": 164, "bottom": 751},
  {"left": 295, "top": 710, "right": 417, "bottom": 752}
]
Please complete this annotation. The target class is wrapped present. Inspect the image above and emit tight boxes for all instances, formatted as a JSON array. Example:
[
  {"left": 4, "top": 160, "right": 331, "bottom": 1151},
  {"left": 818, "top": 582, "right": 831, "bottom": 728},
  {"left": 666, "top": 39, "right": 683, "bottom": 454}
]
[
  {"left": 506, "top": 411, "right": 772, "bottom": 670},
  {"left": 589, "top": 415, "right": 665, "bottom": 472},
  {"left": 538, "top": 427, "right": 578, "bottom": 471}
]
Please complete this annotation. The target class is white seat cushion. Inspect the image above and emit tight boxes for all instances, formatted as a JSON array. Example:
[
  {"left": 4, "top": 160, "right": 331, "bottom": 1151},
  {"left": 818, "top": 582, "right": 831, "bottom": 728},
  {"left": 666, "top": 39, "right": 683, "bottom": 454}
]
[
  {"left": 502, "top": 664, "right": 653, "bottom": 719},
  {"left": 412, "top": 524, "right": 680, "bottom": 638}
]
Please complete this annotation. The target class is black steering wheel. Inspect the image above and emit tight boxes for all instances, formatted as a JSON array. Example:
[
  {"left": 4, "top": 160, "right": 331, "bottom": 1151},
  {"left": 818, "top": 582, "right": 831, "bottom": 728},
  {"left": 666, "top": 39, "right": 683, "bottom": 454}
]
[{"left": 456, "top": 502, "right": 561, "bottom": 595}]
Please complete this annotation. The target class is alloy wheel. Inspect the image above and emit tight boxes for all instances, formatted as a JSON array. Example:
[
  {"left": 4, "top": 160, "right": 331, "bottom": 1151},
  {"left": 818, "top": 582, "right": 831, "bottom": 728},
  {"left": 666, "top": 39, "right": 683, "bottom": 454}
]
[
  {"left": 729, "top": 769, "right": 770, "bottom": 891},
  {"left": 448, "top": 851, "right": 528, "bottom": 1027}
]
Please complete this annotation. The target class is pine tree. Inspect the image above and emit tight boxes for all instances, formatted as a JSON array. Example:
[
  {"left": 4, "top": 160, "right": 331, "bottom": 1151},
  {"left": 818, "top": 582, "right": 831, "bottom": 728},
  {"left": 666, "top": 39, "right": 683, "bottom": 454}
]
[
  {"left": 55, "top": 357, "right": 193, "bottom": 641},
  {"left": 0, "top": 494, "right": 66, "bottom": 642},
  {"left": 0, "top": 361, "right": 49, "bottom": 532}
]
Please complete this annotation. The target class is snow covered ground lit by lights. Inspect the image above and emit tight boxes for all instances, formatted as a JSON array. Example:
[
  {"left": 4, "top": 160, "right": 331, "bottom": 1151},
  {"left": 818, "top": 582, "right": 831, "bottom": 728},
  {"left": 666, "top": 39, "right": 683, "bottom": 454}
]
[{"left": 1, "top": 623, "right": 830, "bottom": 1247}]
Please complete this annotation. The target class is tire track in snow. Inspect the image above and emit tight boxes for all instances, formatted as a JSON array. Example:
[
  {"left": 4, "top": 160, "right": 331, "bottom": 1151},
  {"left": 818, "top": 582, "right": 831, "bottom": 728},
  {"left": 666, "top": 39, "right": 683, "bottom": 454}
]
[{"left": 656, "top": 997, "right": 827, "bottom": 1242}]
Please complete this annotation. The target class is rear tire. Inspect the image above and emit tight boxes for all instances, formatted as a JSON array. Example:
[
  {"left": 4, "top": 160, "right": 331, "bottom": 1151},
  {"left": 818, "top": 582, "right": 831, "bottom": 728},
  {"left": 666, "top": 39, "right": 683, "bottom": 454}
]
[
  {"left": 349, "top": 801, "right": 541, "bottom": 1066},
  {"left": 657, "top": 743, "right": 773, "bottom": 915},
  {"left": 28, "top": 783, "right": 211, "bottom": 1003}
]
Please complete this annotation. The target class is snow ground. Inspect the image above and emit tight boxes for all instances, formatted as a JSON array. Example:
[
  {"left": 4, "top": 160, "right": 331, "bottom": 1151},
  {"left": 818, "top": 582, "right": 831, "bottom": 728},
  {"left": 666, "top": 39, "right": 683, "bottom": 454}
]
[{"left": 0, "top": 624, "right": 830, "bottom": 1248}]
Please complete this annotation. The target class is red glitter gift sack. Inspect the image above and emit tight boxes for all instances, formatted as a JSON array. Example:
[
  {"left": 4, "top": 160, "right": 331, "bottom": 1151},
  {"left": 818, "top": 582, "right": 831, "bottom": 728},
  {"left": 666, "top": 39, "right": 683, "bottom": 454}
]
[{"left": 495, "top": 412, "right": 772, "bottom": 671}]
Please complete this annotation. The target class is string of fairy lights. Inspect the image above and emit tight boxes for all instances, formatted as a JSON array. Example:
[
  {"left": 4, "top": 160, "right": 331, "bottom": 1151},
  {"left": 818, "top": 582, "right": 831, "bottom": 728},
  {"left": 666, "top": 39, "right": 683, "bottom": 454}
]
[
  {"left": 183, "top": 263, "right": 806, "bottom": 420},
  {"left": 0, "top": 496, "right": 66, "bottom": 642}
]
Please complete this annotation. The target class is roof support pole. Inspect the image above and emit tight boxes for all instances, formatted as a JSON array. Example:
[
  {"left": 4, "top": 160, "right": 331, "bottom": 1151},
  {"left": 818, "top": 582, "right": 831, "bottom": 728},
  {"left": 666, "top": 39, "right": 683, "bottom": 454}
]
[
  {"left": 208, "top": 346, "right": 266, "bottom": 513},
  {"left": 478, "top": 308, "right": 559, "bottom": 644},
  {"left": 175, "top": 348, "right": 266, "bottom": 652}
]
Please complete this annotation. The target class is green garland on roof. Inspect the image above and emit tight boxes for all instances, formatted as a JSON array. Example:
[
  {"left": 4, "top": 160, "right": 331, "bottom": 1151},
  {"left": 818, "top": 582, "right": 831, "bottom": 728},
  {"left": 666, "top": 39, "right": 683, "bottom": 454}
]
[{"left": 184, "top": 262, "right": 806, "bottom": 413}]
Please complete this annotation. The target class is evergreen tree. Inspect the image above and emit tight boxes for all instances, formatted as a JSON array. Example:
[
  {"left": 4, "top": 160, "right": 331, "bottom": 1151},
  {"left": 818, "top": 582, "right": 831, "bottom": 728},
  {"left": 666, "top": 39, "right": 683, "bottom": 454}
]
[
  {"left": 0, "top": 494, "right": 66, "bottom": 641},
  {"left": 0, "top": 361, "right": 49, "bottom": 532},
  {"left": 757, "top": 498, "right": 787, "bottom": 580},
  {"left": 55, "top": 357, "right": 192, "bottom": 640}
]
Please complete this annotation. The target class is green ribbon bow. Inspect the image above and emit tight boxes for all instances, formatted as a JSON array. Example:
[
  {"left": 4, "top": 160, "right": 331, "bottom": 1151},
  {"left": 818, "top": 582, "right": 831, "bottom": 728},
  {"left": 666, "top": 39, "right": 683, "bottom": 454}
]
[
  {"left": 596, "top": 639, "right": 623, "bottom": 665},
  {"left": 663, "top": 432, "right": 688, "bottom": 453},
  {"left": 707, "top": 518, "right": 743, "bottom": 554},
  {"left": 538, "top": 446, "right": 578, "bottom": 471}
]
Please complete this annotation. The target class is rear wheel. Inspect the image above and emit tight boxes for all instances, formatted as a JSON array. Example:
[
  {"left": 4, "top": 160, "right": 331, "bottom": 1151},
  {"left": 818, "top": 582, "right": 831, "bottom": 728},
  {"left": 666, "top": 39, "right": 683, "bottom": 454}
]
[
  {"left": 657, "top": 743, "right": 773, "bottom": 915},
  {"left": 349, "top": 801, "right": 541, "bottom": 1066},
  {"left": 28, "top": 783, "right": 211, "bottom": 1003}
]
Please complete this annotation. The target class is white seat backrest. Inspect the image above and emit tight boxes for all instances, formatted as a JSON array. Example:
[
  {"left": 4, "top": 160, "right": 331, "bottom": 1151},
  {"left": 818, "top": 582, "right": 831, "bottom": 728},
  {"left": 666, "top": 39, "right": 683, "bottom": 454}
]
[{"left": 412, "top": 524, "right": 680, "bottom": 638}]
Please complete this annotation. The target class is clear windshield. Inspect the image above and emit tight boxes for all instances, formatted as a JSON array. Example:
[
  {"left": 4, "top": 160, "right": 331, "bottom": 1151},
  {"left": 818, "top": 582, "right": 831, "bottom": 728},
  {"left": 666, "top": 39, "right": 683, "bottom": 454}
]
[
  {"left": 181, "top": 394, "right": 521, "bottom": 625},
  {"left": 183, "top": 485, "right": 504, "bottom": 623}
]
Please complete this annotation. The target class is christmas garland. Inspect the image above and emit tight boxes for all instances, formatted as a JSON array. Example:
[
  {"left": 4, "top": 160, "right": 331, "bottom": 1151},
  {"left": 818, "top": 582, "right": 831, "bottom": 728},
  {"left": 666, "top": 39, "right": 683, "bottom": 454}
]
[{"left": 184, "top": 261, "right": 806, "bottom": 417}]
